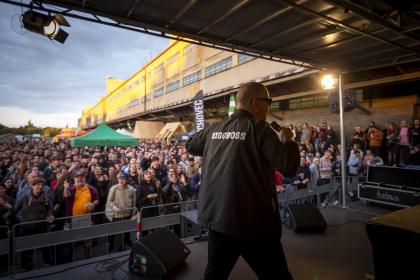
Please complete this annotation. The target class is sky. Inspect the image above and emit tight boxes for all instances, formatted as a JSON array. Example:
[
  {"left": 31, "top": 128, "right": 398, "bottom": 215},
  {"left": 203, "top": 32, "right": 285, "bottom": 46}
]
[{"left": 0, "top": 2, "right": 169, "bottom": 128}]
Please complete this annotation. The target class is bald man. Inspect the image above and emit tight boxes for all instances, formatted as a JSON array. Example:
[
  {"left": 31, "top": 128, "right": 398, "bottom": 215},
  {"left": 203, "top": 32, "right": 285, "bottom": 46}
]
[
  {"left": 15, "top": 172, "right": 53, "bottom": 220},
  {"left": 186, "top": 82, "right": 299, "bottom": 279}
]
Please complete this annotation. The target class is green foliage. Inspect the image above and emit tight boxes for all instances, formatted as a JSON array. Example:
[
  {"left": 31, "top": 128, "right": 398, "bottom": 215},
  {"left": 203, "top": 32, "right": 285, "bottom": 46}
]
[{"left": 0, "top": 123, "right": 62, "bottom": 137}]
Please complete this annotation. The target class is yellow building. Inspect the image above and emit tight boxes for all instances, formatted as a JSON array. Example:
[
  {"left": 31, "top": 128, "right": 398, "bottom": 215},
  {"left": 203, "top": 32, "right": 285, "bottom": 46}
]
[
  {"left": 78, "top": 40, "right": 295, "bottom": 130},
  {"left": 79, "top": 40, "right": 420, "bottom": 142}
]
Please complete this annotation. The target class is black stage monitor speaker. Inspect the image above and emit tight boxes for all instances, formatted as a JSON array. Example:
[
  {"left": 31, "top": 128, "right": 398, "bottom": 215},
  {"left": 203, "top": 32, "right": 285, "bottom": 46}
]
[
  {"left": 129, "top": 227, "right": 191, "bottom": 279},
  {"left": 328, "top": 89, "right": 358, "bottom": 114},
  {"left": 283, "top": 204, "right": 327, "bottom": 233}
]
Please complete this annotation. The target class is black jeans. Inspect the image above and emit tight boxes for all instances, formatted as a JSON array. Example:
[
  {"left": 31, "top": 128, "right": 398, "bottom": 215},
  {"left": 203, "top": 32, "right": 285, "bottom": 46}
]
[
  {"left": 204, "top": 230, "right": 293, "bottom": 280},
  {"left": 20, "top": 225, "right": 50, "bottom": 269}
]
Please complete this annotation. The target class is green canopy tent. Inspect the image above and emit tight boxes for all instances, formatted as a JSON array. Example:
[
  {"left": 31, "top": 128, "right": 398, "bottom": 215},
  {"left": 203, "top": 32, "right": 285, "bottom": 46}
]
[{"left": 70, "top": 123, "right": 139, "bottom": 147}]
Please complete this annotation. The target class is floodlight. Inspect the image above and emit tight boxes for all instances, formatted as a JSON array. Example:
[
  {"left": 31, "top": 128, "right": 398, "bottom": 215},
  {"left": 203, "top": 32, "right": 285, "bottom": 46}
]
[
  {"left": 22, "top": 10, "right": 70, "bottom": 44},
  {"left": 321, "top": 75, "right": 335, "bottom": 89}
]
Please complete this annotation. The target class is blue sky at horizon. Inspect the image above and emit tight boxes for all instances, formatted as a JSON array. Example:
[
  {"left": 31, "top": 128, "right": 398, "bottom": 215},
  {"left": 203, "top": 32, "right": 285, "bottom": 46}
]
[{"left": 0, "top": 2, "right": 169, "bottom": 128}]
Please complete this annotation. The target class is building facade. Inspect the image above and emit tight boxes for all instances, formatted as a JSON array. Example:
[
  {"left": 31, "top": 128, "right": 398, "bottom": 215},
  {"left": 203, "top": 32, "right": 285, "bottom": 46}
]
[{"left": 79, "top": 40, "right": 420, "bottom": 141}]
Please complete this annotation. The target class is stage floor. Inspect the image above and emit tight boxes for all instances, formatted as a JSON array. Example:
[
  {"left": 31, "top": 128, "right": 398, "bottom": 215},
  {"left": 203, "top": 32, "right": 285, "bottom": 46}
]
[{"left": 6, "top": 201, "right": 397, "bottom": 280}]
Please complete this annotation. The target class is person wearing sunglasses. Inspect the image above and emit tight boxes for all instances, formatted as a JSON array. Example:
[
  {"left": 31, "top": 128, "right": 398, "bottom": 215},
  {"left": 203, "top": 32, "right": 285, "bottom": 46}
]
[{"left": 186, "top": 82, "right": 299, "bottom": 280}]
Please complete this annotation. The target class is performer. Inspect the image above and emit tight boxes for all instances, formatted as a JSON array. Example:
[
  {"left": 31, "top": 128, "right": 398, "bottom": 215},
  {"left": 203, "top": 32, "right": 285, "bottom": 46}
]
[{"left": 186, "top": 82, "right": 299, "bottom": 280}]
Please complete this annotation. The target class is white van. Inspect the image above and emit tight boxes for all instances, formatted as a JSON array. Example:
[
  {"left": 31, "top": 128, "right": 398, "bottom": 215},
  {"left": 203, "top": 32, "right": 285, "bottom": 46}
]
[{"left": 32, "top": 134, "right": 42, "bottom": 141}]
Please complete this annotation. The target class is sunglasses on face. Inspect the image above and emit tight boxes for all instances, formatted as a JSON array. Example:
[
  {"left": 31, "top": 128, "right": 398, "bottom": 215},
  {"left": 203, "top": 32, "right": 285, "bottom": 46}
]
[{"left": 252, "top": 98, "right": 273, "bottom": 106}]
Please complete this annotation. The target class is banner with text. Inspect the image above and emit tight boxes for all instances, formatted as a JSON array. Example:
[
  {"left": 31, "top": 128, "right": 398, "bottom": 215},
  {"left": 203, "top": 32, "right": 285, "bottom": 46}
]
[{"left": 193, "top": 90, "right": 205, "bottom": 133}]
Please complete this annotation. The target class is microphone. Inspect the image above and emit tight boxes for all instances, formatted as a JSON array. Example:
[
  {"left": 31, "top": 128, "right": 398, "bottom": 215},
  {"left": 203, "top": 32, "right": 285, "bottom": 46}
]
[{"left": 269, "top": 121, "right": 282, "bottom": 132}]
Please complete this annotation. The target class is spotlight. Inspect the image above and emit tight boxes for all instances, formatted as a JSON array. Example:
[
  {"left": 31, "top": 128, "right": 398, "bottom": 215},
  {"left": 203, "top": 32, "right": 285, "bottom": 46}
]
[
  {"left": 321, "top": 75, "right": 335, "bottom": 89},
  {"left": 22, "top": 9, "right": 70, "bottom": 44}
]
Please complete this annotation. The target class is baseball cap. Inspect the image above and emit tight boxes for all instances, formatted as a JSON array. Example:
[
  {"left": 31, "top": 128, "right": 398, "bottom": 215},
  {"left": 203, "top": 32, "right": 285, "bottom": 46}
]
[
  {"left": 74, "top": 170, "right": 86, "bottom": 177},
  {"left": 118, "top": 173, "right": 129, "bottom": 180}
]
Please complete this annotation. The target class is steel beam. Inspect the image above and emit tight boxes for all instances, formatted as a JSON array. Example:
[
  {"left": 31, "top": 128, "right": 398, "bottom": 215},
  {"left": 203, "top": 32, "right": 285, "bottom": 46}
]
[
  {"left": 225, "top": 0, "right": 307, "bottom": 42},
  {"left": 250, "top": 6, "right": 340, "bottom": 48},
  {"left": 280, "top": 0, "right": 420, "bottom": 55},
  {"left": 323, "top": 0, "right": 420, "bottom": 43},
  {"left": 126, "top": 0, "right": 143, "bottom": 18},
  {"left": 165, "top": 0, "right": 198, "bottom": 28},
  {"left": 274, "top": 26, "right": 344, "bottom": 52},
  {"left": 197, "top": 0, "right": 249, "bottom": 34}
]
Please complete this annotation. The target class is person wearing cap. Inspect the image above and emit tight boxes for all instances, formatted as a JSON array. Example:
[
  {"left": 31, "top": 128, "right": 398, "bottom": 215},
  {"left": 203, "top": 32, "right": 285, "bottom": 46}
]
[
  {"left": 63, "top": 170, "right": 99, "bottom": 259},
  {"left": 106, "top": 172, "right": 136, "bottom": 252},
  {"left": 15, "top": 172, "right": 53, "bottom": 220},
  {"left": 1, "top": 177, "right": 53, "bottom": 272}
]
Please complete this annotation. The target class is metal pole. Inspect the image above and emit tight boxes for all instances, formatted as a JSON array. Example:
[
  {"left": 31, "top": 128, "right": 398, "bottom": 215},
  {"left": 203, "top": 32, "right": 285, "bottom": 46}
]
[{"left": 338, "top": 72, "right": 348, "bottom": 207}]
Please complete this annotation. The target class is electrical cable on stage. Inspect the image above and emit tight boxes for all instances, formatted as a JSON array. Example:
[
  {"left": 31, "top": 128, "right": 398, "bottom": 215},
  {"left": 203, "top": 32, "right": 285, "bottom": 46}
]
[
  {"left": 328, "top": 220, "right": 366, "bottom": 227},
  {"left": 95, "top": 258, "right": 131, "bottom": 280}
]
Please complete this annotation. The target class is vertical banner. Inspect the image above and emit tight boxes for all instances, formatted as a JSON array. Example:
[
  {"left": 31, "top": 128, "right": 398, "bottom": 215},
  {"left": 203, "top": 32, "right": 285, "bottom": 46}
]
[
  {"left": 229, "top": 95, "right": 236, "bottom": 116},
  {"left": 193, "top": 90, "right": 205, "bottom": 133}
]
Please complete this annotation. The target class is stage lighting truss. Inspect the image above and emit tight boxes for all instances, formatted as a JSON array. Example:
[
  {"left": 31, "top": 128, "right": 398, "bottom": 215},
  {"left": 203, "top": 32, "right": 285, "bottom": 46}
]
[{"left": 22, "top": 5, "right": 70, "bottom": 44}]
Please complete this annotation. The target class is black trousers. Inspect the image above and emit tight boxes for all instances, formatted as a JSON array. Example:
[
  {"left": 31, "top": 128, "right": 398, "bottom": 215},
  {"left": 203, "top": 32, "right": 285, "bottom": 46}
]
[{"left": 204, "top": 230, "right": 293, "bottom": 280}]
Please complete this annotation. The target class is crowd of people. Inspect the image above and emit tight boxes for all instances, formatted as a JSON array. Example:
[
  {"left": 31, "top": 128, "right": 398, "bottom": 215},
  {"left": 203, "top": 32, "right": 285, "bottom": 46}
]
[
  {"left": 0, "top": 117, "right": 419, "bottom": 273},
  {"left": 0, "top": 138, "right": 201, "bottom": 272}
]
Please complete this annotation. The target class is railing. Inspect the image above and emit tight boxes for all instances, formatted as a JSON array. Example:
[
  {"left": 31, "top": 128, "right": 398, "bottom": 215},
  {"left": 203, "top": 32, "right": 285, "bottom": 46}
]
[
  {"left": 2, "top": 180, "right": 364, "bottom": 276},
  {"left": 10, "top": 207, "right": 137, "bottom": 275},
  {"left": 0, "top": 225, "right": 10, "bottom": 273},
  {"left": 139, "top": 200, "right": 197, "bottom": 238}
]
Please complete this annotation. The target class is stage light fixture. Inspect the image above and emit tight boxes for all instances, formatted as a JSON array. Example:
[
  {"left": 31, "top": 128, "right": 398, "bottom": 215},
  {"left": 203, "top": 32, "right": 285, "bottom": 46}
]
[
  {"left": 321, "top": 75, "right": 335, "bottom": 89},
  {"left": 22, "top": 9, "right": 70, "bottom": 44}
]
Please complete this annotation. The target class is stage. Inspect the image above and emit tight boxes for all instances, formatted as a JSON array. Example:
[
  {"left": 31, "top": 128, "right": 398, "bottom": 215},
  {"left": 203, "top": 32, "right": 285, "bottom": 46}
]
[{"left": 6, "top": 201, "right": 397, "bottom": 280}]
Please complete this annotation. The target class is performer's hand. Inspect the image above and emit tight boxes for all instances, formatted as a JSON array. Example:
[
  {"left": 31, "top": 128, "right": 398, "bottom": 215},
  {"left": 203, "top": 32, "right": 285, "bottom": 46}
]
[{"left": 279, "top": 127, "right": 294, "bottom": 142}]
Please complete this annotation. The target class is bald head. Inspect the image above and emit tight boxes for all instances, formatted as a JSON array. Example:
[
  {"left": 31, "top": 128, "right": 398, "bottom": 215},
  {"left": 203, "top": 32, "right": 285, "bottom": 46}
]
[
  {"left": 27, "top": 172, "right": 39, "bottom": 184},
  {"left": 236, "top": 82, "right": 269, "bottom": 106},
  {"left": 236, "top": 82, "right": 271, "bottom": 120}
]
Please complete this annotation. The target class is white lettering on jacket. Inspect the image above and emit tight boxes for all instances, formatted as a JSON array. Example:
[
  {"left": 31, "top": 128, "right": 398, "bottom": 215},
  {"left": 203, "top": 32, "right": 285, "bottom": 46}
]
[{"left": 211, "top": 132, "right": 246, "bottom": 140}]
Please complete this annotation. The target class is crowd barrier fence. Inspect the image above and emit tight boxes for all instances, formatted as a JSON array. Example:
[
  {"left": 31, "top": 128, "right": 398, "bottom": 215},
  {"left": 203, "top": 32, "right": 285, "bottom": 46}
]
[{"left": 4, "top": 178, "right": 363, "bottom": 275}]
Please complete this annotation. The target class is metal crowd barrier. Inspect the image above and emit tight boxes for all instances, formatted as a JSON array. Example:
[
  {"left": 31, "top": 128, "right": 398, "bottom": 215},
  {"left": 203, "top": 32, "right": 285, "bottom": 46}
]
[
  {"left": 0, "top": 225, "right": 10, "bottom": 273},
  {"left": 11, "top": 207, "right": 137, "bottom": 274},
  {"left": 139, "top": 200, "right": 197, "bottom": 238},
  {"left": 277, "top": 180, "right": 332, "bottom": 204}
]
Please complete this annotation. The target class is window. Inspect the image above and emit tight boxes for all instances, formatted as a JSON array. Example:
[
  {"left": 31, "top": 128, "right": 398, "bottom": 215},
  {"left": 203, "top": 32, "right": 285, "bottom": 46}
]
[
  {"left": 238, "top": 54, "right": 255, "bottom": 65},
  {"left": 147, "top": 72, "right": 151, "bottom": 79},
  {"left": 154, "top": 63, "right": 164, "bottom": 74},
  {"left": 183, "top": 43, "right": 198, "bottom": 55},
  {"left": 141, "top": 96, "right": 145, "bottom": 103},
  {"left": 166, "top": 80, "right": 180, "bottom": 93},
  {"left": 141, "top": 75, "right": 145, "bottom": 82},
  {"left": 133, "top": 99, "right": 139, "bottom": 105},
  {"left": 183, "top": 71, "right": 202, "bottom": 86},
  {"left": 288, "top": 95, "right": 328, "bottom": 110},
  {"left": 153, "top": 88, "right": 164, "bottom": 97},
  {"left": 133, "top": 80, "right": 139, "bottom": 86},
  {"left": 205, "top": 57, "right": 232, "bottom": 77},
  {"left": 128, "top": 85, "right": 132, "bottom": 91},
  {"left": 167, "top": 52, "right": 180, "bottom": 66},
  {"left": 121, "top": 89, "right": 126, "bottom": 95},
  {"left": 128, "top": 101, "right": 133, "bottom": 108},
  {"left": 146, "top": 93, "right": 151, "bottom": 101}
]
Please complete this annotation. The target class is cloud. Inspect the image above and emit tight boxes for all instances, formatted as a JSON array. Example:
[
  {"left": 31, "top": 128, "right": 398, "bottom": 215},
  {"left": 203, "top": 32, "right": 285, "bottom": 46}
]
[
  {"left": 0, "top": 2, "right": 169, "bottom": 127},
  {"left": 0, "top": 106, "right": 80, "bottom": 128}
]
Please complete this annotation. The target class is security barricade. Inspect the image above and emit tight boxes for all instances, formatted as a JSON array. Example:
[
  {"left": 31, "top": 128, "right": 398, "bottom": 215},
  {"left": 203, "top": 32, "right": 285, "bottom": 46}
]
[
  {"left": 277, "top": 180, "right": 332, "bottom": 205},
  {"left": 139, "top": 201, "right": 197, "bottom": 238},
  {"left": 0, "top": 225, "right": 10, "bottom": 274},
  {"left": 11, "top": 207, "right": 137, "bottom": 274}
]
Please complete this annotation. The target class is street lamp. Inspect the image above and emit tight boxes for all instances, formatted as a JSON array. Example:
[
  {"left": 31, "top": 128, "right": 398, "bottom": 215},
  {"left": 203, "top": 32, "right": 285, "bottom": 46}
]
[{"left": 321, "top": 75, "right": 335, "bottom": 89}]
